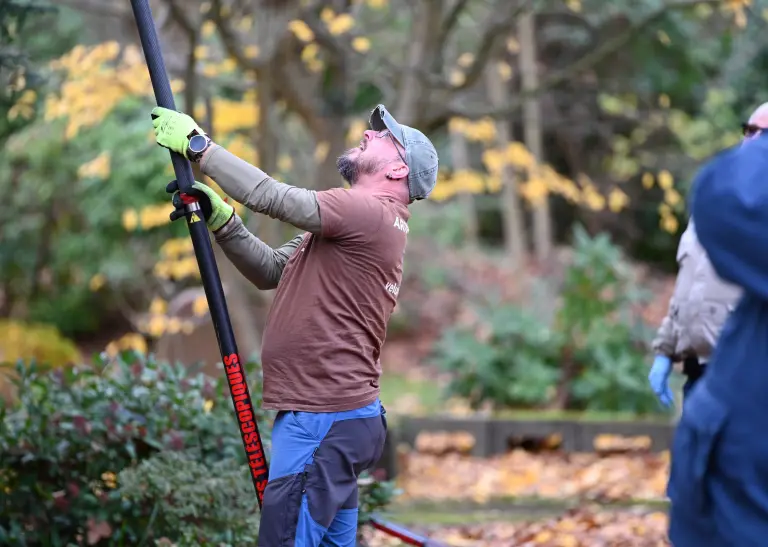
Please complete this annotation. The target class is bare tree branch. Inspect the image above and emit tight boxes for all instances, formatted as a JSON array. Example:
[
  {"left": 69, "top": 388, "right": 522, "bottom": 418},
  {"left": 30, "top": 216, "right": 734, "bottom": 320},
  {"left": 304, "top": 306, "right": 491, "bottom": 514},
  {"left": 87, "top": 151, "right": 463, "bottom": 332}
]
[
  {"left": 436, "top": 0, "right": 722, "bottom": 125},
  {"left": 209, "top": 0, "right": 264, "bottom": 72},
  {"left": 162, "top": 0, "right": 200, "bottom": 111},
  {"left": 395, "top": 0, "right": 442, "bottom": 122},
  {"left": 271, "top": 40, "right": 326, "bottom": 138},
  {"left": 434, "top": 0, "right": 471, "bottom": 58},
  {"left": 301, "top": 3, "right": 347, "bottom": 62},
  {"left": 50, "top": 0, "right": 128, "bottom": 18},
  {"left": 164, "top": 0, "right": 195, "bottom": 34},
  {"left": 448, "top": 0, "right": 533, "bottom": 93}
]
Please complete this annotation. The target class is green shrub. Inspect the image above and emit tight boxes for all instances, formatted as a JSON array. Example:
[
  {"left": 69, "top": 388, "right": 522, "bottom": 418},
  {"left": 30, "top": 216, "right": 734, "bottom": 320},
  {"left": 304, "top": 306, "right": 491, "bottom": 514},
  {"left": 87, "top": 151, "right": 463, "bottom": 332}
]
[
  {"left": 437, "top": 306, "right": 563, "bottom": 409},
  {"left": 0, "top": 352, "right": 271, "bottom": 545},
  {"left": 356, "top": 471, "right": 401, "bottom": 525},
  {"left": 117, "top": 451, "right": 261, "bottom": 546},
  {"left": 435, "top": 225, "right": 660, "bottom": 414},
  {"left": 0, "top": 352, "right": 398, "bottom": 545}
]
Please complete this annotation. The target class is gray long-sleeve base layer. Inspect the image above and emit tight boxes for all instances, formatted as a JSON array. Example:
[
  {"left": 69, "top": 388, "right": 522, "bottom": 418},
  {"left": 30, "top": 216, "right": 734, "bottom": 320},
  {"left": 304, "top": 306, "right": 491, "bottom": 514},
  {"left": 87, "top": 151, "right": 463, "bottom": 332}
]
[{"left": 200, "top": 144, "right": 323, "bottom": 290}]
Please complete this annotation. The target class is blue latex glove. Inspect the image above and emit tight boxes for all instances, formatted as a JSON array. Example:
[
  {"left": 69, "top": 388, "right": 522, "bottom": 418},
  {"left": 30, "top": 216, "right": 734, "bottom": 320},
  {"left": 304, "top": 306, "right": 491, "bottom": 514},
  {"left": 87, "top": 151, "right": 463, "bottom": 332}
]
[{"left": 648, "top": 355, "right": 674, "bottom": 408}]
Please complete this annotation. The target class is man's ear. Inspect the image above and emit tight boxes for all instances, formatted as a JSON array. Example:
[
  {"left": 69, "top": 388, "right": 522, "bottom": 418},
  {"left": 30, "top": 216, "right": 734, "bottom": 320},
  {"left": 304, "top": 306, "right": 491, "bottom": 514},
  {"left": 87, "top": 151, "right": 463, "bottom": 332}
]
[{"left": 387, "top": 163, "right": 409, "bottom": 180}]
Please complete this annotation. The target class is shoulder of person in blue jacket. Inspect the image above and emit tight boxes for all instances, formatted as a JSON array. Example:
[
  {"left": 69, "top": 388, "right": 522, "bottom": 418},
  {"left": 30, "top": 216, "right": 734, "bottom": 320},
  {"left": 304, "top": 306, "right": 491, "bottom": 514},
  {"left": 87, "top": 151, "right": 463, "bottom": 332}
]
[{"left": 692, "top": 132, "right": 768, "bottom": 300}]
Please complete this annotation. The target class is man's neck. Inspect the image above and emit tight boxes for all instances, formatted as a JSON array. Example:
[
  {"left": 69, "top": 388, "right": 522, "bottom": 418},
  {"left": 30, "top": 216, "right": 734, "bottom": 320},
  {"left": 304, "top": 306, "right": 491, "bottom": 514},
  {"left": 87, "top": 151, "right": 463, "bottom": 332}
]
[{"left": 352, "top": 176, "right": 409, "bottom": 205}]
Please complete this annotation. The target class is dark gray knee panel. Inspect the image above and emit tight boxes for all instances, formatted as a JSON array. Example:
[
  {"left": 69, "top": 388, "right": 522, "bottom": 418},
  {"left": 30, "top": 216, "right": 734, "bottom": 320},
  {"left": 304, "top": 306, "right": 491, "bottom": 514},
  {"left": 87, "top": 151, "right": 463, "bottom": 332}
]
[
  {"left": 305, "top": 414, "right": 386, "bottom": 527},
  {"left": 257, "top": 468, "right": 308, "bottom": 547}
]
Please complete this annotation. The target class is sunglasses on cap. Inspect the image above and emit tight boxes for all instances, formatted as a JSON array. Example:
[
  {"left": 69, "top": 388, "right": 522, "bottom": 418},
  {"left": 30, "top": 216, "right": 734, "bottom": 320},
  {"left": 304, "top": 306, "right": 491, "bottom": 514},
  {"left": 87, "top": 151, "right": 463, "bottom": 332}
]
[{"left": 742, "top": 123, "right": 768, "bottom": 138}]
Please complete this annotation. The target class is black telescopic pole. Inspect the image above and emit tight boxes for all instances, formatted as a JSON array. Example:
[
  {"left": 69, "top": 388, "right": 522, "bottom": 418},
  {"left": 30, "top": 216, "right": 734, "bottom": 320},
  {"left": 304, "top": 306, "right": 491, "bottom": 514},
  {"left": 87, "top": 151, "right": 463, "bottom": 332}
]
[{"left": 129, "top": 0, "right": 268, "bottom": 509}]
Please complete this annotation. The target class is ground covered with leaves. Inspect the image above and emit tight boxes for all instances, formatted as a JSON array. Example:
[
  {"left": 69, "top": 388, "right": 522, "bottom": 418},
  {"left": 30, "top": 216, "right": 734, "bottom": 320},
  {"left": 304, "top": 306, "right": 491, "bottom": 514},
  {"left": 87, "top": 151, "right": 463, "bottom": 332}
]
[
  {"left": 396, "top": 450, "right": 669, "bottom": 503},
  {"left": 360, "top": 507, "right": 670, "bottom": 546},
  {"left": 361, "top": 447, "right": 672, "bottom": 545}
]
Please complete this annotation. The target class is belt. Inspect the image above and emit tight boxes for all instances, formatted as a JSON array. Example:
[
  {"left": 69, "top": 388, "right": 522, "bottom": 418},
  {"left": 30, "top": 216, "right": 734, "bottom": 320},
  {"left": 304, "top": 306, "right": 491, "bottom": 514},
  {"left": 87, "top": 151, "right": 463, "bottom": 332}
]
[{"left": 682, "top": 355, "right": 707, "bottom": 378}]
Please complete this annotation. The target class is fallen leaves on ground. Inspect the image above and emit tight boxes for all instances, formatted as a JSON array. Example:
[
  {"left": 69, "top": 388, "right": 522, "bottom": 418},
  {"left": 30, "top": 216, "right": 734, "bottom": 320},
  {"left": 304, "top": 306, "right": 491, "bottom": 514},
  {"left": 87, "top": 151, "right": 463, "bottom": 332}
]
[
  {"left": 361, "top": 507, "right": 670, "bottom": 546},
  {"left": 397, "top": 450, "right": 670, "bottom": 503}
]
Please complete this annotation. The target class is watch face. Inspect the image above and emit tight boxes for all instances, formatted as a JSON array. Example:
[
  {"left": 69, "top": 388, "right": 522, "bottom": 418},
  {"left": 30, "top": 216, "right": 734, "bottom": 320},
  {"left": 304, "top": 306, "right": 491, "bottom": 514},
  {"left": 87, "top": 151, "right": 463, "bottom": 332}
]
[{"left": 189, "top": 134, "right": 208, "bottom": 153}]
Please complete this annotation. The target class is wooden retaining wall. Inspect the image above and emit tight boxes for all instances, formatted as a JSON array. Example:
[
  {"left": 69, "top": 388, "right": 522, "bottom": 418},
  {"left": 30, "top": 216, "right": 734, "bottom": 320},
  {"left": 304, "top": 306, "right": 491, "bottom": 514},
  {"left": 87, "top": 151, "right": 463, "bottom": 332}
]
[{"left": 373, "top": 416, "right": 675, "bottom": 480}]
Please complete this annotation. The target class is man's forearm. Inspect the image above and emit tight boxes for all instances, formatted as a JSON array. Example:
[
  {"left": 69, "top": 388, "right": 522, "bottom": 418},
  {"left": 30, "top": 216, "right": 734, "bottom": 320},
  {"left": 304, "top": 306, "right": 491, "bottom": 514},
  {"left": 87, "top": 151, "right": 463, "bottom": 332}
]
[
  {"left": 201, "top": 144, "right": 322, "bottom": 234},
  {"left": 214, "top": 213, "right": 303, "bottom": 290}
]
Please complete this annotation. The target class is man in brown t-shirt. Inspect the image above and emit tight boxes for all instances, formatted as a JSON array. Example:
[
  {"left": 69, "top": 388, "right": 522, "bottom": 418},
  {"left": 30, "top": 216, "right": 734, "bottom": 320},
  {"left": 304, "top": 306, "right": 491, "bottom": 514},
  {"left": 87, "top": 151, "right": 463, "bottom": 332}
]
[{"left": 150, "top": 104, "right": 438, "bottom": 546}]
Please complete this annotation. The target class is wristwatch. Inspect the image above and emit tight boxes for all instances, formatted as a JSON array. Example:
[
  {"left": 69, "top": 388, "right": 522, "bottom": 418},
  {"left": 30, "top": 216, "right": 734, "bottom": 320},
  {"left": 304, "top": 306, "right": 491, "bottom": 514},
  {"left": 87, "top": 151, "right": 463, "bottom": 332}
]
[{"left": 187, "top": 132, "right": 212, "bottom": 162}]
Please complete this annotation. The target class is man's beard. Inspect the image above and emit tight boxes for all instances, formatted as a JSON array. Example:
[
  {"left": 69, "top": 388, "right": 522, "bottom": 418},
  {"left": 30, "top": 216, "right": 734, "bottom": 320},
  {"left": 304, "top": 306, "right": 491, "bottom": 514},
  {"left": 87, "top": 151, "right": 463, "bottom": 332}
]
[{"left": 337, "top": 150, "right": 382, "bottom": 185}]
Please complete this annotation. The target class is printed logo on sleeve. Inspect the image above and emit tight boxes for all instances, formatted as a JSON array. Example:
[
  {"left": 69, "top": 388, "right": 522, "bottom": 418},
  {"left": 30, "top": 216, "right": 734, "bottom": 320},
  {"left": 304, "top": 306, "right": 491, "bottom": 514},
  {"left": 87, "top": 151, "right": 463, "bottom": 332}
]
[{"left": 385, "top": 282, "right": 400, "bottom": 297}]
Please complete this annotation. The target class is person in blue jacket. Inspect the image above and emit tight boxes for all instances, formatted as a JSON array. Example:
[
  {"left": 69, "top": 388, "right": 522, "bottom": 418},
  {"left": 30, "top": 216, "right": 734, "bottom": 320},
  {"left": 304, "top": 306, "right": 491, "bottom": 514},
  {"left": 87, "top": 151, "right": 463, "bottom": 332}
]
[{"left": 668, "top": 106, "right": 768, "bottom": 546}]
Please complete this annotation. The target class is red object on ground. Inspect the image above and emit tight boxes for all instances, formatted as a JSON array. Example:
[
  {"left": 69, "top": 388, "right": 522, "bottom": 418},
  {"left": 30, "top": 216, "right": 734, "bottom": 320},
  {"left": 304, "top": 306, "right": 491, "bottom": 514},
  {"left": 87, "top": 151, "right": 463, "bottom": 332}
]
[{"left": 369, "top": 517, "right": 450, "bottom": 547}]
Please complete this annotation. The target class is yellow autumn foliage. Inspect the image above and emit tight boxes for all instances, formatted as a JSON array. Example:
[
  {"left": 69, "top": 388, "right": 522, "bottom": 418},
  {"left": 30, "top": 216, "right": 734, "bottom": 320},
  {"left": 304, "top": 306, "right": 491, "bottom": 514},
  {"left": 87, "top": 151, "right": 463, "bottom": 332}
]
[
  {"left": 641, "top": 172, "right": 654, "bottom": 189},
  {"left": 497, "top": 61, "right": 513, "bottom": 81},
  {"left": 0, "top": 320, "right": 81, "bottom": 367},
  {"left": 352, "top": 36, "right": 371, "bottom": 53},
  {"left": 722, "top": 0, "right": 750, "bottom": 27},
  {"left": 278, "top": 155, "right": 293, "bottom": 173},
  {"left": 138, "top": 313, "right": 196, "bottom": 338},
  {"left": 449, "top": 117, "right": 497, "bottom": 143},
  {"left": 657, "top": 170, "right": 674, "bottom": 190},
  {"left": 77, "top": 151, "right": 111, "bottom": 180},
  {"left": 45, "top": 42, "right": 183, "bottom": 139},
  {"left": 160, "top": 237, "right": 194, "bottom": 259},
  {"left": 300, "top": 42, "right": 324, "bottom": 73},
  {"left": 457, "top": 53, "right": 474, "bottom": 68},
  {"left": 7, "top": 89, "right": 37, "bottom": 121},
  {"left": 149, "top": 297, "right": 167, "bottom": 315},
  {"left": 519, "top": 176, "right": 549, "bottom": 206},
  {"left": 434, "top": 139, "right": 641, "bottom": 216},
  {"left": 608, "top": 188, "right": 630, "bottom": 212},
  {"left": 321, "top": 8, "right": 336, "bottom": 23},
  {"left": 314, "top": 141, "right": 330, "bottom": 162},
  {"left": 326, "top": 13, "right": 355, "bottom": 35},
  {"left": 0, "top": 321, "right": 82, "bottom": 401},
  {"left": 346, "top": 118, "right": 367, "bottom": 146},
  {"left": 103, "top": 332, "right": 147, "bottom": 358},
  {"left": 192, "top": 295, "right": 209, "bottom": 317},
  {"left": 288, "top": 20, "right": 315, "bottom": 42},
  {"left": 122, "top": 203, "right": 175, "bottom": 232},
  {"left": 89, "top": 273, "right": 106, "bottom": 291},
  {"left": 201, "top": 21, "right": 216, "bottom": 38},
  {"left": 225, "top": 134, "right": 259, "bottom": 166},
  {"left": 153, "top": 257, "right": 201, "bottom": 281},
  {"left": 449, "top": 69, "right": 466, "bottom": 87},
  {"left": 210, "top": 97, "right": 260, "bottom": 135},
  {"left": 566, "top": 0, "right": 582, "bottom": 12}
]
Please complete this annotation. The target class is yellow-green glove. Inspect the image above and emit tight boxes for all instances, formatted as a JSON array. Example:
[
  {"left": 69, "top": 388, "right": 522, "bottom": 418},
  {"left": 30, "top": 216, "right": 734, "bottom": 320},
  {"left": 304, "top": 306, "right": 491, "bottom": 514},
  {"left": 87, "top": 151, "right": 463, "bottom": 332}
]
[
  {"left": 166, "top": 179, "right": 234, "bottom": 232},
  {"left": 151, "top": 107, "right": 205, "bottom": 156}
]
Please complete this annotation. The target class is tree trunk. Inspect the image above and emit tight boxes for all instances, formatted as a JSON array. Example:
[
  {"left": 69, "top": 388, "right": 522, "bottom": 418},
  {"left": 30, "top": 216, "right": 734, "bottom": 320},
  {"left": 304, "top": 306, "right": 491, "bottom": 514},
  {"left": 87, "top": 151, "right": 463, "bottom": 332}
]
[
  {"left": 485, "top": 60, "right": 527, "bottom": 267},
  {"left": 447, "top": 128, "right": 479, "bottom": 247},
  {"left": 251, "top": 65, "right": 281, "bottom": 248},
  {"left": 313, "top": 117, "right": 347, "bottom": 190},
  {"left": 395, "top": 1, "right": 441, "bottom": 123},
  {"left": 518, "top": 11, "right": 552, "bottom": 263}
]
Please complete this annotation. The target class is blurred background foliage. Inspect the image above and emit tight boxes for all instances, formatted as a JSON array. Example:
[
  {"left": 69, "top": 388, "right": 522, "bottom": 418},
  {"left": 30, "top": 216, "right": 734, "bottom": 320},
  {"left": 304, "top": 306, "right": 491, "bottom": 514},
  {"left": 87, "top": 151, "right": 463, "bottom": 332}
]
[
  {"left": 1, "top": 0, "right": 767, "bottom": 541},
  {"left": 2, "top": 0, "right": 765, "bottom": 410}
]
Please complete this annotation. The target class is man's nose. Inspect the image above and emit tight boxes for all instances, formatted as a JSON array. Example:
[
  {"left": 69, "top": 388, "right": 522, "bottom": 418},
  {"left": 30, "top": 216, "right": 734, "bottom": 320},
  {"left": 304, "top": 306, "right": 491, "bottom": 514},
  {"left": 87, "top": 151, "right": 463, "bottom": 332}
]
[{"left": 363, "top": 130, "right": 376, "bottom": 140}]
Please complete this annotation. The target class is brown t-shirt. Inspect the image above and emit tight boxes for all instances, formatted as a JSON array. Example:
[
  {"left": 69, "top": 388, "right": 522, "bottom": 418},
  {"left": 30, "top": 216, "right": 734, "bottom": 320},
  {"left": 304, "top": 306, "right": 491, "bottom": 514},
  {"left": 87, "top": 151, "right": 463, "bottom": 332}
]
[{"left": 259, "top": 187, "right": 410, "bottom": 411}]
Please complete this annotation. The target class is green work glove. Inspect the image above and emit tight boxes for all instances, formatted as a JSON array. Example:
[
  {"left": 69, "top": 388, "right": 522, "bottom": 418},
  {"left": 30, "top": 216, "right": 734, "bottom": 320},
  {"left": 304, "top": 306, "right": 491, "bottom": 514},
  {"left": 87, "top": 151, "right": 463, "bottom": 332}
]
[
  {"left": 151, "top": 107, "right": 205, "bottom": 156},
  {"left": 166, "top": 179, "right": 234, "bottom": 232}
]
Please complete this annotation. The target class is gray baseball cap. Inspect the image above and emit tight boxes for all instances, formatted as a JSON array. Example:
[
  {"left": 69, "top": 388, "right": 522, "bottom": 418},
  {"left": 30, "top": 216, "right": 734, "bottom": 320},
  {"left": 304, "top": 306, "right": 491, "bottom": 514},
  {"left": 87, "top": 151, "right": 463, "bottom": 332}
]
[{"left": 369, "top": 104, "right": 439, "bottom": 201}]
